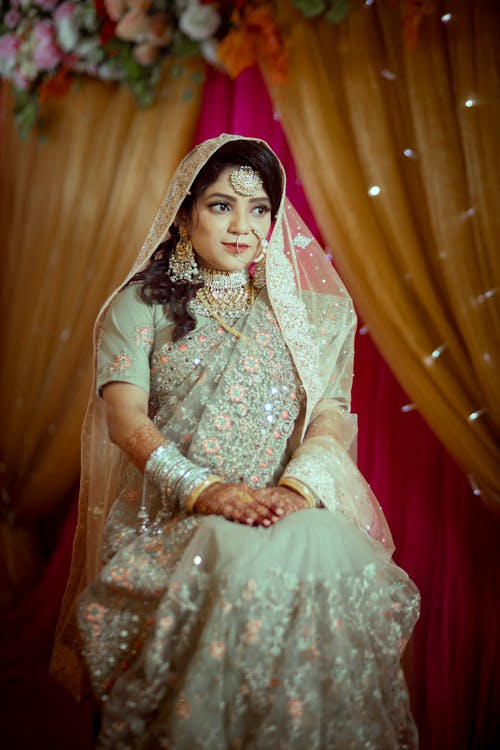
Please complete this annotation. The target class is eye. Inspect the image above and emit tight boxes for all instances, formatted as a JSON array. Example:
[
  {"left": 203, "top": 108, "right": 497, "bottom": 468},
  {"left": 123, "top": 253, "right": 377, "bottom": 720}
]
[
  {"left": 209, "top": 202, "right": 231, "bottom": 213},
  {"left": 252, "top": 204, "right": 271, "bottom": 217}
]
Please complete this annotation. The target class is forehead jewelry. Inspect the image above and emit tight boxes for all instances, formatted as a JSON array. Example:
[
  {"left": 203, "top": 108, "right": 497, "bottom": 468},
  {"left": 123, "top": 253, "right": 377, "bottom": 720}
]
[{"left": 229, "top": 165, "right": 264, "bottom": 197}]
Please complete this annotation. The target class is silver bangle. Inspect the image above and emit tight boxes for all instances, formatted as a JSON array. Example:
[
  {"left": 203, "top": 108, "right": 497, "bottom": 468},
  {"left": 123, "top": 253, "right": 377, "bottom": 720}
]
[{"left": 145, "top": 443, "right": 212, "bottom": 511}]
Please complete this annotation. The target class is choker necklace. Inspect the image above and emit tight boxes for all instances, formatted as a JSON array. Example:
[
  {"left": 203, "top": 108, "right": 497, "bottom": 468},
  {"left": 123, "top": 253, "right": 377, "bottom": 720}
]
[{"left": 192, "top": 267, "right": 255, "bottom": 338}]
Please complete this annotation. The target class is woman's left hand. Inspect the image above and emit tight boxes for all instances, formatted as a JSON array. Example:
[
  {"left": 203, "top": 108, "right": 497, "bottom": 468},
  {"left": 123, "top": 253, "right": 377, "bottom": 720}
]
[{"left": 251, "top": 486, "right": 310, "bottom": 521}]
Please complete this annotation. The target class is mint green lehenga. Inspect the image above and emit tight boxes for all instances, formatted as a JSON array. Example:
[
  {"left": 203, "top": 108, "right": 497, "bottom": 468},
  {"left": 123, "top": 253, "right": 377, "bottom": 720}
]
[{"left": 57, "top": 135, "right": 420, "bottom": 749}]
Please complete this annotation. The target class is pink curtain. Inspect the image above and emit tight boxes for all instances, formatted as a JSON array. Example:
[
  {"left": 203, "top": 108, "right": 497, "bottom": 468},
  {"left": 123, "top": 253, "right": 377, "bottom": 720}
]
[{"left": 2, "top": 65, "right": 498, "bottom": 750}]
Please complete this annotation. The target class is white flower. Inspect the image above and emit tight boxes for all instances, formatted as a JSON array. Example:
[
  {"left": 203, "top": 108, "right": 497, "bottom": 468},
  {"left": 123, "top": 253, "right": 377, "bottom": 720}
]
[
  {"left": 179, "top": 0, "right": 220, "bottom": 42},
  {"left": 200, "top": 37, "right": 221, "bottom": 68},
  {"left": 56, "top": 17, "right": 79, "bottom": 52}
]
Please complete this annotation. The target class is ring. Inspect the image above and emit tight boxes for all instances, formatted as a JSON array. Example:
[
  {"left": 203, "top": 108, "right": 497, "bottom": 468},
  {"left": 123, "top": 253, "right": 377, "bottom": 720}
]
[{"left": 238, "top": 490, "right": 254, "bottom": 505}]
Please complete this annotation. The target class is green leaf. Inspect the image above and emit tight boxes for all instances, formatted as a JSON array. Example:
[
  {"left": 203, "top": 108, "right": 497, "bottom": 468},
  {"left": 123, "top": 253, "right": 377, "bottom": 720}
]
[
  {"left": 13, "top": 89, "right": 39, "bottom": 139},
  {"left": 292, "top": 0, "right": 327, "bottom": 19},
  {"left": 171, "top": 34, "right": 201, "bottom": 58},
  {"left": 325, "top": 0, "right": 350, "bottom": 24}
]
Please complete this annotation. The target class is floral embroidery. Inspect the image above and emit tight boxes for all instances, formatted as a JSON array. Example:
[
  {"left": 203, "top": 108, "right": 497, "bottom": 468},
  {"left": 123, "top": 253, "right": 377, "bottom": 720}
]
[
  {"left": 133, "top": 324, "right": 154, "bottom": 349},
  {"left": 213, "top": 414, "right": 231, "bottom": 431},
  {"left": 228, "top": 384, "right": 247, "bottom": 402},
  {"left": 293, "top": 233, "right": 313, "bottom": 249},
  {"left": 288, "top": 698, "right": 304, "bottom": 718},
  {"left": 202, "top": 437, "right": 221, "bottom": 454},
  {"left": 84, "top": 602, "right": 105, "bottom": 623},
  {"left": 255, "top": 331, "right": 271, "bottom": 347},
  {"left": 209, "top": 641, "right": 225, "bottom": 659},
  {"left": 243, "top": 619, "right": 262, "bottom": 644},
  {"left": 176, "top": 698, "right": 191, "bottom": 719},
  {"left": 242, "top": 355, "right": 260, "bottom": 373},
  {"left": 108, "top": 349, "right": 133, "bottom": 374}
]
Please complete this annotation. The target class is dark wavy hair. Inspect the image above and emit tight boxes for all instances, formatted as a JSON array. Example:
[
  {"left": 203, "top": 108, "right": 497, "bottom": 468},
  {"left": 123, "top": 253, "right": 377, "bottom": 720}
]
[{"left": 132, "top": 140, "right": 283, "bottom": 341}]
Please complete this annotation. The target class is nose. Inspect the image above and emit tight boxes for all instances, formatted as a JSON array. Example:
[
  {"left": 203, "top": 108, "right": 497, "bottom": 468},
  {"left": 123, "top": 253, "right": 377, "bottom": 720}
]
[{"left": 228, "top": 205, "right": 251, "bottom": 236}]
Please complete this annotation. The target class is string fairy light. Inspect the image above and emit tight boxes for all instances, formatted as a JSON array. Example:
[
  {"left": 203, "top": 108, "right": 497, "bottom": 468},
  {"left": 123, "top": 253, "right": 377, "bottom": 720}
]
[
  {"left": 401, "top": 403, "right": 417, "bottom": 413},
  {"left": 468, "top": 475, "right": 482, "bottom": 496},
  {"left": 468, "top": 409, "right": 486, "bottom": 422},
  {"left": 441, "top": 13, "right": 453, "bottom": 23},
  {"left": 460, "top": 207, "right": 476, "bottom": 219},
  {"left": 472, "top": 288, "right": 498, "bottom": 306},
  {"left": 403, "top": 148, "right": 417, "bottom": 159},
  {"left": 368, "top": 185, "right": 381, "bottom": 196},
  {"left": 380, "top": 69, "right": 397, "bottom": 81},
  {"left": 423, "top": 343, "right": 447, "bottom": 367},
  {"left": 464, "top": 97, "right": 477, "bottom": 108},
  {"left": 359, "top": 325, "right": 370, "bottom": 335}
]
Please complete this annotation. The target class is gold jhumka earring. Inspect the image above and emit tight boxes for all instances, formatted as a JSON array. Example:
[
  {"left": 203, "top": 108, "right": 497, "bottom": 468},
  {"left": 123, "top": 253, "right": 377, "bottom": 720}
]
[{"left": 169, "top": 226, "right": 198, "bottom": 282}]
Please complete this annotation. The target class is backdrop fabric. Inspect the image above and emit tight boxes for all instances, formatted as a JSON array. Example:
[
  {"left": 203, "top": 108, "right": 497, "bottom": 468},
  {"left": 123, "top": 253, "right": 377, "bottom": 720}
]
[{"left": 0, "top": 34, "right": 498, "bottom": 750}]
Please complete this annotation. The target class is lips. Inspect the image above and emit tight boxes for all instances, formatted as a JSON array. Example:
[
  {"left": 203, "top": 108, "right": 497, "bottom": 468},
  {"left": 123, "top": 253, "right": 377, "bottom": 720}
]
[{"left": 222, "top": 242, "right": 251, "bottom": 255}]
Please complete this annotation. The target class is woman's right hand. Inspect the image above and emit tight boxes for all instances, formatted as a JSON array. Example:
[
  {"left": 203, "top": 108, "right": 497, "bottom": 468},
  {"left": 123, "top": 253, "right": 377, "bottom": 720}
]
[{"left": 193, "top": 482, "right": 282, "bottom": 527}]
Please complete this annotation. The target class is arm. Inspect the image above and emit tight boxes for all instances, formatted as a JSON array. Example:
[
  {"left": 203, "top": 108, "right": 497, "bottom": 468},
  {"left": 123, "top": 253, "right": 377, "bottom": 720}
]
[
  {"left": 103, "top": 382, "right": 164, "bottom": 472},
  {"left": 103, "top": 382, "right": 284, "bottom": 527}
]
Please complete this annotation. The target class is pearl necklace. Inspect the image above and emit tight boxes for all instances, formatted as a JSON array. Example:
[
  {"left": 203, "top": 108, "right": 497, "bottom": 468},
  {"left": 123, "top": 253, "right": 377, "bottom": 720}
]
[{"left": 192, "top": 267, "right": 256, "bottom": 338}]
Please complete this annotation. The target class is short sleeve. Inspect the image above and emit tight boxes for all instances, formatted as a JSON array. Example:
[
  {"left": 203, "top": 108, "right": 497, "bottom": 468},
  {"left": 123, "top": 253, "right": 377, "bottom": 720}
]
[{"left": 96, "top": 284, "right": 155, "bottom": 397}]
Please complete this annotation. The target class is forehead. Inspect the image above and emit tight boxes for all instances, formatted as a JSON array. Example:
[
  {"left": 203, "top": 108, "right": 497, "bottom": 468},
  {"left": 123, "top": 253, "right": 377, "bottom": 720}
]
[{"left": 203, "top": 166, "right": 269, "bottom": 199}]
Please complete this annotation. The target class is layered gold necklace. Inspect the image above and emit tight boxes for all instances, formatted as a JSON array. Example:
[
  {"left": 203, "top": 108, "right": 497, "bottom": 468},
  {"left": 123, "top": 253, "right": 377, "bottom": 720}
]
[{"left": 193, "top": 267, "right": 255, "bottom": 338}]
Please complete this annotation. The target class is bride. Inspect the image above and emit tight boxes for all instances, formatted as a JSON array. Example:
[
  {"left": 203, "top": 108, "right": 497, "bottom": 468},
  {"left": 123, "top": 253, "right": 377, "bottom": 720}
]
[{"left": 52, "top": 134, "right": 420, "bottom": 749}]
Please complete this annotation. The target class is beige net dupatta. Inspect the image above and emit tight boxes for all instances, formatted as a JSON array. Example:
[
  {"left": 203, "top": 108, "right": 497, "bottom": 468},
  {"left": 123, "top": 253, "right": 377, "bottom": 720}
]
[{"left": 50, "top": 134, "right": 392, "bottom": 698}]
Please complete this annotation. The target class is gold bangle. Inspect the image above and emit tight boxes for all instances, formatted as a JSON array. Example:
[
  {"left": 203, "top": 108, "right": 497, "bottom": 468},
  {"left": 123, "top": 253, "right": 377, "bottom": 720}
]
[
  {"left": 186, "top": 475, "right": 223, "bottom": 512},
  {"left": 278, "top": 477, "right": 317, "bottom": 508}
]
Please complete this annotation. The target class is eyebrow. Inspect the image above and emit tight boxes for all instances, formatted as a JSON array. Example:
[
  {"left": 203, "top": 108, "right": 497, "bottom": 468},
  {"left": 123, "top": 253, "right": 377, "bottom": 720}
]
[{"left": 205, "top": 191, "right": 270, "bottom": 203}]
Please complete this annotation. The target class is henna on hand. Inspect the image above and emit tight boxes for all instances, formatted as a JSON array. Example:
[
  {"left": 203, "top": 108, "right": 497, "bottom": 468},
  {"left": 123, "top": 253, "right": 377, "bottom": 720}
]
[
  {"left": 252, "top": 486, "right": 310, "bottom": 519},
  {"left": 124, "top": 423, "right": 165, "bottom": 471},
  {"left": 194, "top": 483, "right": 280, "bottom": 527}
]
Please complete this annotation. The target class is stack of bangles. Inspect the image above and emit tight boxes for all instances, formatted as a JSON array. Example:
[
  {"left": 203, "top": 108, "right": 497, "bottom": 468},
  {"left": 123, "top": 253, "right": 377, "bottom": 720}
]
[
  {"left": 145, "top": 443, "right": 222, "bottom": 512},
  {"left": 277, "top": 477, "right": 320, "bottom": 508}
]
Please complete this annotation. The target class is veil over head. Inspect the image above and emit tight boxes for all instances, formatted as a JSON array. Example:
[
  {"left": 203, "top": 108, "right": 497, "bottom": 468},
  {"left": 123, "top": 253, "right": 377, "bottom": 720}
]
[{"left": 51, "top": 134, "right": 392, "bottom": 698}]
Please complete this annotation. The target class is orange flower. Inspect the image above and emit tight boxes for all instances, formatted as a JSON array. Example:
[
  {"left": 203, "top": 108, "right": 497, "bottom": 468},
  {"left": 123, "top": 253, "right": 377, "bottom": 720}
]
[
  {"left": 217, "top": 4, "right": 288, "bottom": 84},
  {"left": 217, "top": 26, "right": 256, "bottom": 79},
  {"left": 39, "top": 67, "right": 72, "bottom": 104}
]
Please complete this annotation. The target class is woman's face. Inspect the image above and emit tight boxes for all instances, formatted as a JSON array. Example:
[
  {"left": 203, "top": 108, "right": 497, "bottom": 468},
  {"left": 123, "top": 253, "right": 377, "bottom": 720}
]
[{"left": 183, "top": 166, "right": 273, "bottom": 272}]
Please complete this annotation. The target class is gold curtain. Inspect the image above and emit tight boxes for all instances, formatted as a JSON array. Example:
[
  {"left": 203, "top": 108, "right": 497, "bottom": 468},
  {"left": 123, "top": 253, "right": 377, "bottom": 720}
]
[
  {"left": 268, "top": 0, "right": 500, "bottom": 507},
  {"left": 0, "top": 60, "right": 204, "bottom": 598}
]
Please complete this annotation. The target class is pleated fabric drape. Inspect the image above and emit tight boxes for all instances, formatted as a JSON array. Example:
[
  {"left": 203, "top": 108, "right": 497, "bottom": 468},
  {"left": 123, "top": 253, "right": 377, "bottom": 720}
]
[
  {"left": 0, "top": 60, "right": 205, "bottom": 599},
  {"left": 267, "top": 0, "right": 500, "bottom": 507}
]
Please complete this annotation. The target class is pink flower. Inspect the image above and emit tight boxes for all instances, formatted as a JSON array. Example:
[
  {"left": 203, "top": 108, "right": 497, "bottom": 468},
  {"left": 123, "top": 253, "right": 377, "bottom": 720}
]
[
  {"left": 104, "top": 0, "right": 128, "bottom": 22},
  {"left": 0, "top": 34, "right": 21, "bottom": 65},
  {"left": 12, "top": 69, "right": 30, "bottom": 90},
  {"left": 4, "top": 9, "right": 22, "bottom": 29},
  {"left": 115, "top": 9, "right": 149, "bottom": 42},
  {"left": 54, "top": 1, "right": 75, "bottom": 22},
  {"left": 36, "top": 0, "right": 60, "bottom": 10},
  {"left": 146, "top": 13, "right": 172, "bottom": 47},
  {"left": 33, "top": 21, "right": 62, "bottom": 71}
]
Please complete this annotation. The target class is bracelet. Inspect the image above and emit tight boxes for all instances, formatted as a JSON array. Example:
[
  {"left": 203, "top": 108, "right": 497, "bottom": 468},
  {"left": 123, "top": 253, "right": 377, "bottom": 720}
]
[
  {"left": 278, "top": 477, "right": 318, "bottom": 508},
  {"left": 145, "top": 443, "right": 216, "bottom": 511},
  {"left": 185, "top": 475, "right": 223, "bottom": 513}
]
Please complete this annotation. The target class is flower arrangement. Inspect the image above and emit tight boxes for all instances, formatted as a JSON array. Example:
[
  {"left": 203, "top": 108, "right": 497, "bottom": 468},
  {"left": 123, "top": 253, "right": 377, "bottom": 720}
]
[
  {"left": 0, "top": 1, "right": 434, "bottom": 136},
  {"left": 0, "top": 0, "right": 290, "bottom": 135}
]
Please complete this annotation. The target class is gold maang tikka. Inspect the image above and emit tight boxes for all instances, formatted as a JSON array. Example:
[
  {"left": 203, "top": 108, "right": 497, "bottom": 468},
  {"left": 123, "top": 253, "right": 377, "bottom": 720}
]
[{"left": 229, "top": 165, "right": 264, "bottom": 197}]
